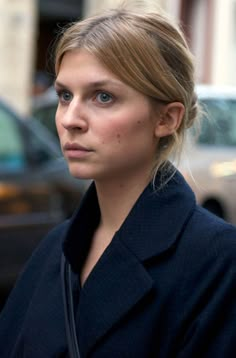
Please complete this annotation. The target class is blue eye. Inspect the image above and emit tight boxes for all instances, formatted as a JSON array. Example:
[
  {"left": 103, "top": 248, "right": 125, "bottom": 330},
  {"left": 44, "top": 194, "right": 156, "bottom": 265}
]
[
  {"left": 96, "top": 92, "right": 113, "bottom": 104},
  {"left": 61, "top": 91, "right": 73, "bottom": 102},
  {"left": 57, "top": 90, "right": 73, "bottom": 103}
]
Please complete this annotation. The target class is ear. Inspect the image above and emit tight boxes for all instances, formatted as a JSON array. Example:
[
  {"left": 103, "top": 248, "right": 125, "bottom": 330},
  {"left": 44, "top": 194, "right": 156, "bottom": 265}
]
[{"left": 154, "top": 102, "right": 185, "bottom": 138}]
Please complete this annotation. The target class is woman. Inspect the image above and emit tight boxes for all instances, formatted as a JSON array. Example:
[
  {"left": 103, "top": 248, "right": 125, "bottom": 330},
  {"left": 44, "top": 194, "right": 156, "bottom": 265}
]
[{"left": 1, "top": 5, "right": 236, "bottom": 358}]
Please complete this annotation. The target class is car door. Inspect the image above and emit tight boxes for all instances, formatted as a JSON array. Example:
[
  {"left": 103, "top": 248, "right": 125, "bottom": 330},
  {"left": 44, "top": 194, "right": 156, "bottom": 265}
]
[{"left": 0, "top": 103, "right": 65, "bottom": 288}]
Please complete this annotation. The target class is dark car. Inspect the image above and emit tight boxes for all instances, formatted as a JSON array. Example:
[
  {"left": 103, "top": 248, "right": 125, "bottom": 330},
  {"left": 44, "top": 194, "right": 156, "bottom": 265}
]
[
  {"left": 0, "top": 98, "right": 88, "bottom": 299},
  {"left": 32, "top": 86, "right": 59, "bottom": 139}
]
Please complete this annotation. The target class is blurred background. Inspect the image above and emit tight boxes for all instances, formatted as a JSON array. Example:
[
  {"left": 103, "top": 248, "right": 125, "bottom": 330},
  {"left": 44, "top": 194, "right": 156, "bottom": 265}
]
[
  {"left": 1, "top": 0, "right": 236, "bottom": 116},
  {"left": 1, "top": 0, "right": 236, "bottom": 309}
]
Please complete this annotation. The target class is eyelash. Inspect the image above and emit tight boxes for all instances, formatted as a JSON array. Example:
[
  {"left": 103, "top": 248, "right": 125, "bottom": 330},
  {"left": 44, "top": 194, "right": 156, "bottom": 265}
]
[
  {"left": 55, "top": 88, "right": 115, "bottom": 106},
  {"left": 55, "top": 89, "right": 72, "bottom": 104},
  {"left": 94, "top": 91, "right": 114, "bottom": 105}
]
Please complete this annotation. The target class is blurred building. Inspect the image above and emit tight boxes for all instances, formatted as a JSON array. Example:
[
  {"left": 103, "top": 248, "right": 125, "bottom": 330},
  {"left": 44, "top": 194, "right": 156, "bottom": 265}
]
[
  {"left": 84, "top": 0, "right": 236, "bottom": 86},
  {"left": 0, "top": 0, "right": 37, "bottom": 115},
  {"left": 36, "top": 0, "right": 83, "bottom": 79},
  {"left": 0, "top": 0, "right": 236, "bottom": 115},
  {"left": 0, "top": 0, "right": 83, "bottom": 115},
  {"left": 163, "top": 0, "right": 236, "bottom": 85}
]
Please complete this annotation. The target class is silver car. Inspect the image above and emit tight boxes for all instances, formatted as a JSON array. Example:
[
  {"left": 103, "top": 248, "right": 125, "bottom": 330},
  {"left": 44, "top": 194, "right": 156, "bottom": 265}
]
[{"left": 179, "top": 84, "right": 236, "bottom": 225}]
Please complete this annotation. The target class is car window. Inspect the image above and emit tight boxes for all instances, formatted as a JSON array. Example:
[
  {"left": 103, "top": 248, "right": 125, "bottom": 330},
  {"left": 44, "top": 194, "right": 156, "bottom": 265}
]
[
  {"left": 197, "top": 99, "right": 236, "bottom": 146},
  {"left": 33, "top": 105, "right": 58, "bottom": 138},
  {"left": 0, "top": 107, "right": 26, "bottom": 170}
]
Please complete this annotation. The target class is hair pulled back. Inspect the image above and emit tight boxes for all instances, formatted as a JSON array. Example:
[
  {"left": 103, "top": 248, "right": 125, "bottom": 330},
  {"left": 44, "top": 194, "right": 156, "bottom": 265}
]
[{"left": 55, "top": 5, "right": 199, "bottom": 177}]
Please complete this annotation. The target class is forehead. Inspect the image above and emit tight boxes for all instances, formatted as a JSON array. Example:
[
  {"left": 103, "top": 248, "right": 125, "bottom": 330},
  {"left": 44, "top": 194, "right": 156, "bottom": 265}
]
[{"left": 57, "top": 49, "right": 123, "bottom": 85}]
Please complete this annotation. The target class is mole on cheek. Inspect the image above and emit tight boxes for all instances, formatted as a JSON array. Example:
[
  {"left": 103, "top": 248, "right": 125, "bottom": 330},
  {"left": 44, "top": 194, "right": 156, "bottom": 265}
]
[
  {"left": 137, "top": 120, "right": 141, "bottom": 124},
  {"left": 116, "top": 133, "right": 121, "bottom": 143}
]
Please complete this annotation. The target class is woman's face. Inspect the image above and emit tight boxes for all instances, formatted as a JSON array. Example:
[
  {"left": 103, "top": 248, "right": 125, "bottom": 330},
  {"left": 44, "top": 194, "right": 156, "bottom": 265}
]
[{"left": 55, "top": 49, "right": 160, "bottom": 184}]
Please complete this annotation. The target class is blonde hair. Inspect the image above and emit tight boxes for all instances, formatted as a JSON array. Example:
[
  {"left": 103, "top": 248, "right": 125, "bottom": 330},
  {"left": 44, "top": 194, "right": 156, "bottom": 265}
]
[{"left": 54, "top": 5, "right": 199, "bottom": 179}]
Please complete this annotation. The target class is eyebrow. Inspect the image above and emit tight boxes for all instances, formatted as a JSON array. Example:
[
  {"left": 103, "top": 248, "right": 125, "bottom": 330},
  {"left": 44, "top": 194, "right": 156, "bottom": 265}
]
[{"left": 54, "top": 79, "right": 124, "bottom": 90}]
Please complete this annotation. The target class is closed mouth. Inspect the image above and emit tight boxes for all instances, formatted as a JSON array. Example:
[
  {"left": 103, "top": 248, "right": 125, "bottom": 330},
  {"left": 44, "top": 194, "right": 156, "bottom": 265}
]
[
  {"left": 63, "top": 143, "right": 91, "bottom": 151},
  {"left": 63, "top": 142, "right": 93, "bottom": 159}
]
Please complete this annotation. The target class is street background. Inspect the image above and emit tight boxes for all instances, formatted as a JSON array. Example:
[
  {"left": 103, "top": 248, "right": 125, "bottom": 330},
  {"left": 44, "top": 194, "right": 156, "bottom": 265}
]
[{"left": 0, "top": 0, "right": 236, "bottom": 116}]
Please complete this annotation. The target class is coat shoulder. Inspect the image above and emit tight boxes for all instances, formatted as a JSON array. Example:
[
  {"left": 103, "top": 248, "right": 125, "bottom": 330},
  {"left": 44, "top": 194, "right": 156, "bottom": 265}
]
[
  {"left": 178, "top": 205, "right": 236, "bottom": 287},
  {"left": 172, "top": 207, "right": 236, "bottom": 356},
  {"left": 188, "top": 205, "right": 236, "bottom": 256}
]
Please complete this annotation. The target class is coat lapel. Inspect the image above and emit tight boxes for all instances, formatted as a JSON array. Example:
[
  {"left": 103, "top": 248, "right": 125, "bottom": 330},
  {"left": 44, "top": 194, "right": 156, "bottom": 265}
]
[{"left": 77, "top": 235, "right": 153, "bottom": 356}]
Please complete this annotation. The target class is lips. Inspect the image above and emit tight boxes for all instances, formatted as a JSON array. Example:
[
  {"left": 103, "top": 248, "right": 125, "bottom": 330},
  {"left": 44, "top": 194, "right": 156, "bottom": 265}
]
[
  {"left": 63, "top": 142, "right": 92, "bottom": 158},
  {"left": 63, "top": 143, "right": 90, "bottom": 151}
]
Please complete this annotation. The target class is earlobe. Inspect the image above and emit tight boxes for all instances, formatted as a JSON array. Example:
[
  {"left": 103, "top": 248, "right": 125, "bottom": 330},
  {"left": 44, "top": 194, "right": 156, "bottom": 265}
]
[{"left": 155, "top": 102, "right": 185, "bottom": 138}]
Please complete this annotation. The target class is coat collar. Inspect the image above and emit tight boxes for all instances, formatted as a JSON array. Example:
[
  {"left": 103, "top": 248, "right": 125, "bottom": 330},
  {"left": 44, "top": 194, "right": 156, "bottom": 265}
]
[
  {"left": 63, "top": 168, "right": 196, "bottom": 270},
  {"left": 118, "top": 169, "right": 196, "bottom": 261},
  {"left": 62, "top": 168, "right": 196, "bottom": 355}
]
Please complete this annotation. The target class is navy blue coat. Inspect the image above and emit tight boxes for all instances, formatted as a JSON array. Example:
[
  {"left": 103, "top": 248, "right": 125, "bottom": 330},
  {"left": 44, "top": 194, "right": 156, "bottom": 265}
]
[{"left": 1, "top": 170, "right": 236, "bottom": 357}]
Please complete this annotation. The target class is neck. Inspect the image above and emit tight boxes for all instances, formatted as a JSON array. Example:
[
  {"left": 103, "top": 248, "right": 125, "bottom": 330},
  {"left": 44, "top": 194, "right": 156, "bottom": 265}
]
[{"left": 94, "top": 174, "right": 151, "bottom": 234}]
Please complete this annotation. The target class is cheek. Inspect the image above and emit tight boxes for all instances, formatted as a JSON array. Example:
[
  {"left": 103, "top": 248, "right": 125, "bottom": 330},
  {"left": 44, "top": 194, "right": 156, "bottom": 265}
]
[
  {"left": 110, "top": 120, "right": 146, "bottom": 144},
  {"left": 99, "top": 132, "right": 122, "bottom": 146},
  {"left": 117, "top": 118, "right": 149, "bottom": 137},
  {"left": 110, "top": 125, "right": 144, "bottom": 148},
  {"left": 97, "top": 109, "right": 152, "bottom": 147},
  {"left": 55, "top": 111, "right": 59, "bottom": 128},
  {"left": 116, "top": 133, "right": 121, "bottom": 144},
  {"left": 55, "top": 112, "right": 63, "bottom": 135}
]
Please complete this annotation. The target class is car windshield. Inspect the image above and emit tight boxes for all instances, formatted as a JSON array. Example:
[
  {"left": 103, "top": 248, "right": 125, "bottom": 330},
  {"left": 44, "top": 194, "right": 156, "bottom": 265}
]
[
  {"left": 197, "top": 98, "right": 236, "bottom": 146},
  {"left": 0, "top": 106, "right": 26, "bottom": 170},
  {"left": 33, "top": 105, "right": 58, "bottom": 138}
]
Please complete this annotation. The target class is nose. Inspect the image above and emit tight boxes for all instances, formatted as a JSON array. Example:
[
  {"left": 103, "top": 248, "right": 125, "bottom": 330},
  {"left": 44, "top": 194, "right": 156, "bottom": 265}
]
[{"left": 59, "top": 98, "right": 88, "bottom": 132}]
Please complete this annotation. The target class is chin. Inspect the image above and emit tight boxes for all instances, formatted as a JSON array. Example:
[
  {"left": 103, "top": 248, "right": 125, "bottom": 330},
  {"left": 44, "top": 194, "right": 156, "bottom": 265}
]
[
  {"left": 67, "top": 163, "right": 93, "bottom": 179},
  {"left": 70, "top": 170, "right": 93, "bottom": 180},
  {"left": 68, "top": 163, "right": 112, "bottom": 182}
]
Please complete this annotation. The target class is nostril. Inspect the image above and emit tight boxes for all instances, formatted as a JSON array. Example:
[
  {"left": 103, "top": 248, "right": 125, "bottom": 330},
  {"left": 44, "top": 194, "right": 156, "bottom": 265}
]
[{"left": 62, "top": 119, "right": 88, "bottom": 132}]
